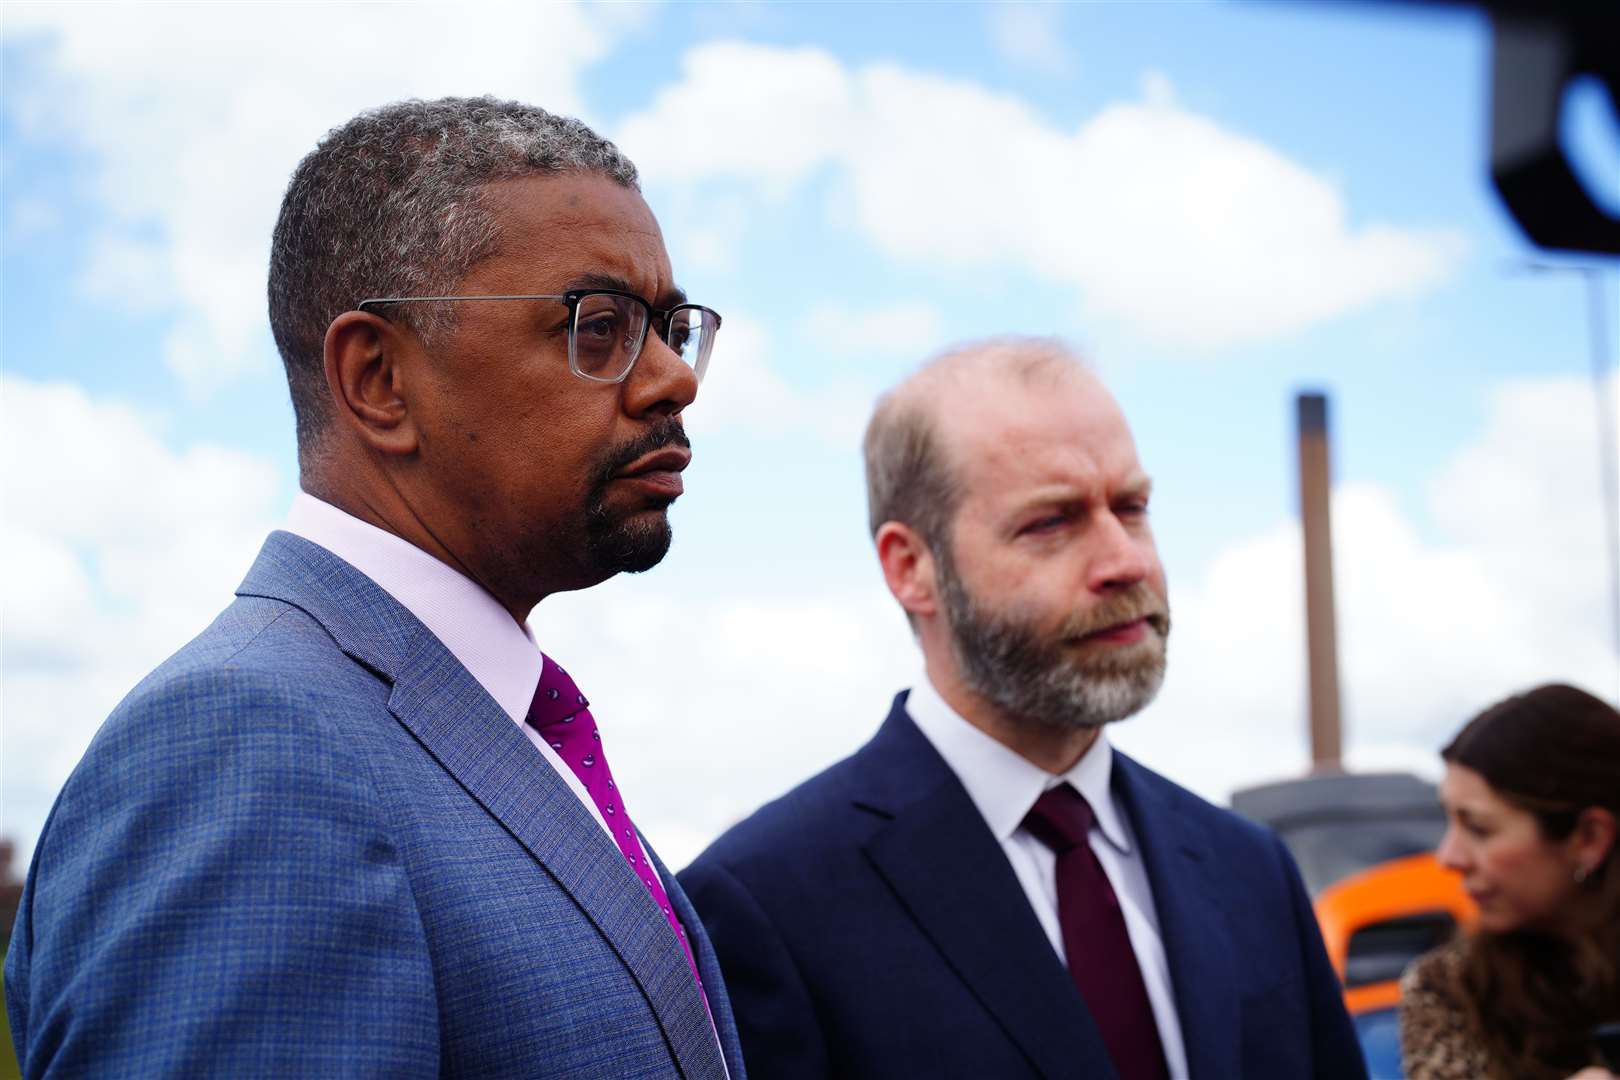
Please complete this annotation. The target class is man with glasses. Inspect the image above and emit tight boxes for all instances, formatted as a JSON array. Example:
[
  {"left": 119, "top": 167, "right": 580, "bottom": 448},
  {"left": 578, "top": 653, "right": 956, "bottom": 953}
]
[{"left": 5, "top": 97, "right": 739, "bottom": 1080}]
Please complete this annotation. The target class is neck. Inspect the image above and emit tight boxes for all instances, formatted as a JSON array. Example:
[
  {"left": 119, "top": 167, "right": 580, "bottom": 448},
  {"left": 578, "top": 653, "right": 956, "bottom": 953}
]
[
  {"left": 303, "top": 466, "right": 535, "bottom": 626},
  {"left": 922, "top": 652, "right": 1101, "bottom": 774}
]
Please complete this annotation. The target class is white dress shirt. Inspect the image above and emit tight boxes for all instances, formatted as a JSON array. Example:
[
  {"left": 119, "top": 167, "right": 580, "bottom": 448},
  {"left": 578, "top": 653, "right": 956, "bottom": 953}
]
[
  {"left": 283, "top": 492, "right": 615, "bottom": 837},
  {"left": 906, "top": 674, "right": 1191, "bottom": 1079}
]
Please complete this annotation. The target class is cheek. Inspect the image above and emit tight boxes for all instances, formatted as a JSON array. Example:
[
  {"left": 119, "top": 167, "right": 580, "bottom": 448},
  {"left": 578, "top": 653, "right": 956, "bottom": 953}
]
[{"left": 1487, "top": 844, "right": 1574, "bottom": 913}]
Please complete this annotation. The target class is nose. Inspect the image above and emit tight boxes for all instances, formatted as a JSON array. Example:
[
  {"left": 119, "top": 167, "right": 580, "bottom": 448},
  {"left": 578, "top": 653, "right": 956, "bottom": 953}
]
[
  {"left": 622, "top": 331, "right": 698, "bottom": 419},
  {"left": 1435, "top": 824, "right": 1469, "bottom": 873},
  {"left": 1085, "top": 512, "right": 1156, "bottom": 593}
]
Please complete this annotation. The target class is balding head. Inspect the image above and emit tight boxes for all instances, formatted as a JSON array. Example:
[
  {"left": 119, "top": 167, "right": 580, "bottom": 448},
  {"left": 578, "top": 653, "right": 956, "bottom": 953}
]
[{"left": 862, "top": 336, "right": 1097, "bottom": 552}]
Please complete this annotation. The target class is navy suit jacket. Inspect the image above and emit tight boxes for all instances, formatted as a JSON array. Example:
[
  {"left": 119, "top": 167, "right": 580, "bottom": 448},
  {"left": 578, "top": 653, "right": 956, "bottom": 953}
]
[
  {"left": 680, "top": 694, "right": 1365, "bottom": 1080},
  {"left": 5, "top": 532, "right": 744, "bottom": 1079}
]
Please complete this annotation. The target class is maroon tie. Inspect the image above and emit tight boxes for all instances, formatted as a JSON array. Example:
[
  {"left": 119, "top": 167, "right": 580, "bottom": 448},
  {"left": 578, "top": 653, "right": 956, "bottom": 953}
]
[{"left": 1023, "top": 784, "right": 1169, "bottom": 1080}]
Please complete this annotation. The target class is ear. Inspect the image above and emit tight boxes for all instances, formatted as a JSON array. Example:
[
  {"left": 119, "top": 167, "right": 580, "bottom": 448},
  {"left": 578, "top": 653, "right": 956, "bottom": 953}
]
[
  {"left": 1570, "top": 806, "right": 1618, "bottom": 877},
  {"left": 875, "top": 521, "right": 941, "bottom": 621},
  {"left": 323, "top": 310, "right": 419, "bottom": 457}
]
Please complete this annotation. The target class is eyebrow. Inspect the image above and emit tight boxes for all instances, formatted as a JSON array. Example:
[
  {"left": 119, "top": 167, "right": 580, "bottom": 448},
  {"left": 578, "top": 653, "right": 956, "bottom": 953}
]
[
  {"left": 1012, "top": 474, "right": 1154, "bottom": 509},
  {"left": 567, "top": 272, "right": 688, "bottom": 309},
  {"left": 1120, "top": 474, "right": 1153, "bottom": 499}
]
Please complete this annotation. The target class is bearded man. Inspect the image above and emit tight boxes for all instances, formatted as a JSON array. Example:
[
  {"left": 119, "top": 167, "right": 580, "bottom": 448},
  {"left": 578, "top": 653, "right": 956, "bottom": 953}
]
[{"left": 680, "top": 339, "right": 1365, "bottom": 1080}]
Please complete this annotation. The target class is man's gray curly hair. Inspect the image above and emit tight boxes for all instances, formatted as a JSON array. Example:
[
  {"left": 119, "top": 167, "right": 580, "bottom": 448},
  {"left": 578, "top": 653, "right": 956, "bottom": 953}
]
[{"left": 267, "top": 96, "right": 639, "bottom": 458}]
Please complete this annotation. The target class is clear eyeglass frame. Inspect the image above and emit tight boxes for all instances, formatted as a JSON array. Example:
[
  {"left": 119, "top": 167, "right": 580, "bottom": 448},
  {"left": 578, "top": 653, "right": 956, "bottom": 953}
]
[{"left": 356, "top": 288, "right": 721, "bottom": 385}]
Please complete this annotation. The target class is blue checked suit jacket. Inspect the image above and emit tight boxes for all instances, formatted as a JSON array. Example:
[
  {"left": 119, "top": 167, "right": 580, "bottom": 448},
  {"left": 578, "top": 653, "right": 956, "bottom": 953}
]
[{"left": 5, "top": 531, "right": 744, "bottom": 1079}]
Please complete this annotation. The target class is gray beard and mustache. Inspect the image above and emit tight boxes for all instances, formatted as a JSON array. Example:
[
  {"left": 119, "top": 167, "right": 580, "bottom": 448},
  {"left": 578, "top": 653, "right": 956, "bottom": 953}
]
[{"left": 937, "top": 546, "right": 1170, "bottom": 732}]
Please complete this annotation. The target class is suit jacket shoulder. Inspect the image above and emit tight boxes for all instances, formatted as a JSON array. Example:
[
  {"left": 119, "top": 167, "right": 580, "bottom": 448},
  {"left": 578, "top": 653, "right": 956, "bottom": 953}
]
[
  {"left": 1111, "top": 750, "right": 1273, "bottom": 844},
  {"left": 7, "top": 589, "right": 440, "bottom": 1078}
]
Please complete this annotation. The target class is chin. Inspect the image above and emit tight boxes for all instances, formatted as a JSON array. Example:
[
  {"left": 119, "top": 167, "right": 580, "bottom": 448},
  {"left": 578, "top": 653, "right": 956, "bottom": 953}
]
[
  {"left": 1475, "top": 908, "right": 1528, "bottom": 935},
  {"left": 586, "top": 512, "right": 673, "bottom": 576}
]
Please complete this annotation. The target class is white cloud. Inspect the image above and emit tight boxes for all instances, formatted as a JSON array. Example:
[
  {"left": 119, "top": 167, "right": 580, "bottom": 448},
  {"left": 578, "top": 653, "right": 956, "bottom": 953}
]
[
  {"left": 1116, "top": 379, "right": 1618, "bottom": 803},
  {"left": 1430, "top": 373, "right": 1618, "bottom": 614},
  {"left": 684, "top": 313, "right": 878, "bottom": 449},
  {"left": 618, "top": 42, "right": 1465, "bottom": 349},
  {"left": 1, "top": 375, "right": 283, "bottom": 856},
  {"left": 985, "top": 2, "right": 1077, "bottom": 78},
  {"left": 78, "top": 234, "right": 174, "bottom": 312},
  {"left": 799, "top": 300, "right": 948, "bottom": 360},
  {"left": 617, "top": 42, "right": 854, "bottom": 188},
  {"left": 655, "top": 187, "right": 754, "bottom": 275},
  {"left": 2, "top": 2, "right": 642, "bottom": 397}
]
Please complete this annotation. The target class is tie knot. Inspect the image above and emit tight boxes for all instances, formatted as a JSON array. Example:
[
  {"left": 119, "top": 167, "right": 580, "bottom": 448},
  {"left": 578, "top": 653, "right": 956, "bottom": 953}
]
[
  {"left": 1022, "top": 784, "right": 1096, "bottom": 854},
  {"left": 528, "top": 654, "right": 590, "bottom": 731}
]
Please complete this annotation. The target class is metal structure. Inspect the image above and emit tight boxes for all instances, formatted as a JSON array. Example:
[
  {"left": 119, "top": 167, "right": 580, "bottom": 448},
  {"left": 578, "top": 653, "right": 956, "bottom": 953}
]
[{"left": 1297, "top": 393, "right": 1344, "bottom": 772}]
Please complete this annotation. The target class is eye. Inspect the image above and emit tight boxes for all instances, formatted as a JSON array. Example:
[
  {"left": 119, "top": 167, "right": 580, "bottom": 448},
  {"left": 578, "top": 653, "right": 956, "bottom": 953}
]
[
  {"left": 1019, "top": 514, "right": 1067, "bottom": 536},
  {"left": 576, "top": 312, "right": 622, "bottom": 342},
  {"left": 666, "top": 320, "right": 692, "bottom": 356},
  {"left": 1115, "top": 497, "right": 1150, "bottom": 519}
]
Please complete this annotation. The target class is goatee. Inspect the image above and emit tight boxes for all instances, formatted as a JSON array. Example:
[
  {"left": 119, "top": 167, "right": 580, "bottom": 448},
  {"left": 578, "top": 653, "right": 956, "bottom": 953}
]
[{"left": 583, "top": 419, "right": 689, "bottom": 575}]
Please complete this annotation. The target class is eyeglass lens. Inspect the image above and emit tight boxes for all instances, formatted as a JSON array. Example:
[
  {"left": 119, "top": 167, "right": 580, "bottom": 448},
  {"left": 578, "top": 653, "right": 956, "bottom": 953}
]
[
  {"left": 570, "top": 292, "right": 719, "bottom": 383},
  {"left": 665, "top": 306, "right": 718, "bottom": 383},
  {"left": 571, "top": 293, "right": 650, "bottom": 381}
]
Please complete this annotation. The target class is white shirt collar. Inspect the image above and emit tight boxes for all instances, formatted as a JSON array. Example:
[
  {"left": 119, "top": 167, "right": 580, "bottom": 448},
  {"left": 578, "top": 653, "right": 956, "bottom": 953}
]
[
  {"left": 905, "top": 673, "right": 1131, "bottom": 854},
  {"left": 283, "top": 492, "right": 543, "bottom": 725}
]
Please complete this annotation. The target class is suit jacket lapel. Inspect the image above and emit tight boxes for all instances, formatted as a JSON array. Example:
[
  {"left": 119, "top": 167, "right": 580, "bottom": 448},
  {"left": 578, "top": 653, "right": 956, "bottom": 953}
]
[
  {"left": 651, "top": 843, "right": 746, "bottom": 1077},
  {"left": 1113, "top": 755, "right": 1240, "bottom": 1080},
  {"left": 238, "top": 532, "right": 724, "bottom": 1079},
  {"left": 857, "top": 699, "right": 1119, "bottom": 1080}
]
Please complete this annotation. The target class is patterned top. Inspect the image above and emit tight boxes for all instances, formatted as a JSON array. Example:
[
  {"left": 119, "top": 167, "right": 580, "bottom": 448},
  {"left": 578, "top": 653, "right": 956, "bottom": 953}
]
[
  {"left": 1399, "top": 943, "right": 1494, "bottom": 1080},
  {"left": 1399, "top": 941, "right": 1605, "bottom": 1080}
]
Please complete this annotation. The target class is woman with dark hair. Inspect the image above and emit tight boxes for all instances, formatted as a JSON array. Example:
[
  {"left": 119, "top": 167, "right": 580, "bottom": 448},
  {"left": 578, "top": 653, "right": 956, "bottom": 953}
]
[{"left": 1400, "top": 683, "right": 1620, "bottom": 1080}]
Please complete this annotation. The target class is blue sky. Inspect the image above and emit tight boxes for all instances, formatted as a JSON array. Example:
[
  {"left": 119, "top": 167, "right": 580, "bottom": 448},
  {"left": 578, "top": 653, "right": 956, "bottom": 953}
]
[{"left": 3, "top": 1, "right": 1616, "bottom": 867}]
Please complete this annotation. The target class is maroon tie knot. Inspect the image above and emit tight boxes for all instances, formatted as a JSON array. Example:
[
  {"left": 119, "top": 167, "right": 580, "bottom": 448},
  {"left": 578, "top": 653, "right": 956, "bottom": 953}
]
[{"left": 1023, "top": 783, "right": 1095, "bottom": 854}]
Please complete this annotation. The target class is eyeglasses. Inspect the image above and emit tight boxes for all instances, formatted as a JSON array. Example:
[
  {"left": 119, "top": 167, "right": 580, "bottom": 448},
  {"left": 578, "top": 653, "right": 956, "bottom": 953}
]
[{"left": 357, "top": 289, "right": 721, "bottom": 385}]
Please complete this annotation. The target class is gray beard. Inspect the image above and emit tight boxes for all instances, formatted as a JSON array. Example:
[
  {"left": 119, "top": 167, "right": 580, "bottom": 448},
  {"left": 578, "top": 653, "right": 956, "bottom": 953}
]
[{"left": 937, "top": 546, "right": 1169, "bottom": 732}]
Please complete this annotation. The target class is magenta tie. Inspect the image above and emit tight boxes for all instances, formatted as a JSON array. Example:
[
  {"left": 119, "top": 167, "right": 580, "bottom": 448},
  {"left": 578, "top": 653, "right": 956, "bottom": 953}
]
[
  {"left": 1023, "top": 784, "right": 1169, "bottom": 1080},
  {"left": 528, "top": 653, "right": 708, "bottom": 1008}
]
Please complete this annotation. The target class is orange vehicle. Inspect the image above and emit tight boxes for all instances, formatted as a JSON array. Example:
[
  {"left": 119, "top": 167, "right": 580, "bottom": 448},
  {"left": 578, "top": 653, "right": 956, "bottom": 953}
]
[
  {"left": 1233, "top": 772, "right": 1475, "bottom": 1077},
  {"left": 1315, "top": 851, "right": 1477, "bottom": 1015}
]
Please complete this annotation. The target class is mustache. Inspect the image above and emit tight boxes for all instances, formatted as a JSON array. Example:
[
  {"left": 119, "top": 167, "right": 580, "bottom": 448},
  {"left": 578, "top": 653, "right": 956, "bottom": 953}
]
[
  {"left": 1058, "top": 583, "right": 1170, "bottom": 641},
  {"left": 589, "top": 418, "right": 690, "bottom": 490}
]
